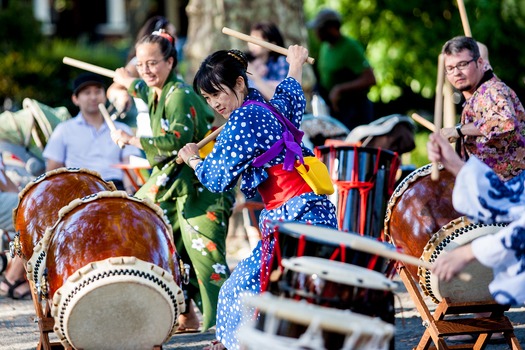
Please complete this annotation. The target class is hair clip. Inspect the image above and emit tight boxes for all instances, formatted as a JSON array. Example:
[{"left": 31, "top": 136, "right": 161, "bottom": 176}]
[
  {"left": 227, "top": 50, "right": 248, "bottom": 70},
  {"left": 152, "top": 29, "right": 174, "bottom": 45}
]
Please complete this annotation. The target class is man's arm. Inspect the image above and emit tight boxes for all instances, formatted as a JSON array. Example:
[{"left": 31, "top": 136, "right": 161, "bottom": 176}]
[
  {"left": 0, "top": 168, "right": 18, "bottom": 193},
  {"left": 441, "top": 122, "right": 483, "bottom": 143},
  {"left": 46, "top": 159, "right": 65, "bottom": 172}
]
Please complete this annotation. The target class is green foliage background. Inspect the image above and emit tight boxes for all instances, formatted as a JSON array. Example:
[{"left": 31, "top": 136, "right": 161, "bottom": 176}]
[
  {"left": 2, "top": 0, "right": 525, "bottom": 168},
  {"left": 304, "top": 0, "right": 525, "bottom": 105}
]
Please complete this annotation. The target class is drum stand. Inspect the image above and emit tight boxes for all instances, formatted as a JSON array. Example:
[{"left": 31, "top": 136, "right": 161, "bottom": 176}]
[
  {"left": 28, "top": 280, "right": 64, "bottom": 350},
  {"left": 397, "top": 265, "right": 522, "bottom": 350},
  {"left": 28, "top": 280, "right": 164, "bottom": 350}
]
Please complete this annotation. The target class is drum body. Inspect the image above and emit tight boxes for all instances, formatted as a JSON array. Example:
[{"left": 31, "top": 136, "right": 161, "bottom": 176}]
[
  {"left": 419, "top": 217, "right": 506, "bottom": 303},
  {"left": 237, "top": 293, "right": 394, "bottom": 350},
  {"left": 315, "top": 145, "right": 399, "bottom": 238},
  {"left": 13, "top": 168, "right": 116, "bottom": 260},
  {"left": 278, "top": 256, "right": 397, "bottom": 323},
  {"left": 27, "top": 191, "right": 184, "bottom": 350},
  {"left": 384, "top": 164, "right": 460, "bottom": 279},
  {"left": 262, "top": 221, "right": 395, "bottom": 292}
]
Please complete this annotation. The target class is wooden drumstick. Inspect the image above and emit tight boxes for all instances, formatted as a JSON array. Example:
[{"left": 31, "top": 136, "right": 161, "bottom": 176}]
[
  {"left": 98, "top": 103, "right": 125, "bottom": 149},
  {"left": 431, "top": 53, "right": 445, "bottom": 181},
  {"left": 63, "top": 57, "right": 116, "bottom": 78},
  {"left": 411, "top": 113, "right": 436, "bottom": 132},
  {"left": 175, "top": 125, "right": 225, "bottom": 165},
  {"left": 346, "top": 237, "right": 472, "bottom": 282},
  {"left": 222, "top": 27, "right": 315, "bottom": 65},
  {"left": 457, "top": 0, "right": 473, "bottom": 37}
]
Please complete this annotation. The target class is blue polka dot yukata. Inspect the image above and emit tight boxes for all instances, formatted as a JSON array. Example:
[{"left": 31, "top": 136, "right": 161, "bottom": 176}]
[{"left": 194, "top": 77, "right": 338, "bottom": 349}]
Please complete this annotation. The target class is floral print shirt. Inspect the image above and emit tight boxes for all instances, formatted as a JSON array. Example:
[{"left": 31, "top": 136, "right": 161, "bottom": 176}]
[{"left": 462, "top": 75, "right": 525, "bottom": 181}]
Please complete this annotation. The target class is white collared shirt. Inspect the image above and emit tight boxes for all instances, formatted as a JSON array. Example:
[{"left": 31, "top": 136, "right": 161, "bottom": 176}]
[{"left": 43, "top": 113, "right": 141, "bottom": 181}]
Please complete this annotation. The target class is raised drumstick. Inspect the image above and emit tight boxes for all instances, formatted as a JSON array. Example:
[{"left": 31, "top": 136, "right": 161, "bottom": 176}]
[
  {"left": 222, "top": 27, "right": 315, "bottom": 65},
  {"left": 431, "top": 53, "right": 445, "bottom": 181},
  {"left": 63, "top": 57, "right": 115, "bottom": 78},
  {"left": 175, "top": 125, "right": 225, "bottom": 165}
]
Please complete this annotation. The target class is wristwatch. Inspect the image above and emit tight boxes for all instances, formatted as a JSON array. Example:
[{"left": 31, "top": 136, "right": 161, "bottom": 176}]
[{"left": 455, "top": 123, "right": 464, "bottom": 137}]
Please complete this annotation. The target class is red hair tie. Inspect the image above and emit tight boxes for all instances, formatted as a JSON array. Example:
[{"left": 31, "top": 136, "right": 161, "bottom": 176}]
[{"left": 152, "top": 29, "right": 174, "bottom": 45}]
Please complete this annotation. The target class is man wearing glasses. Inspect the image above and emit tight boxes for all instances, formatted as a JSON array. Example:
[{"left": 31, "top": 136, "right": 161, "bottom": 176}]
[{"left": 440, "top": 36, "right": 525, "bottom": 181}]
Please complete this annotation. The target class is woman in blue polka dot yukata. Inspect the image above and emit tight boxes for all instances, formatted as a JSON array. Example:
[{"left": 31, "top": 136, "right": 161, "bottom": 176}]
[{"left": 179, "top": 45, "right": 338, "bottom": 350}]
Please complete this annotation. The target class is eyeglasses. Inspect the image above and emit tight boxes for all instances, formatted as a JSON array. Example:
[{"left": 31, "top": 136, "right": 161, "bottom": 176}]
[
  {"left": 136, "top": 60, "right": 162, "bottom": 71},
  {"left": 445, "top": 59, "right": 476, "bottom": 75}
]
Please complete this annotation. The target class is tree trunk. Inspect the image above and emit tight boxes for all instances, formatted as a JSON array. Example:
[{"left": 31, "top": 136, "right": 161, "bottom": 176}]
[{"left": 184, "top": 0, "right": 315, "bottom": 98}]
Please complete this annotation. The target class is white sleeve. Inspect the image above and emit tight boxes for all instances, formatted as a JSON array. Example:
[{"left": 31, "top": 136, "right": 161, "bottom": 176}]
[{"left": 453, "top": 157, "right": 525, "bottom": 223}]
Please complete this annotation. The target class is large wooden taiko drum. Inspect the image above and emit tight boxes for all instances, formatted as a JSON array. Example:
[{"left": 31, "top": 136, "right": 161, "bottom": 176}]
[
  {"left": 12, "top": 167, "right": 116, "bottom": 260},
  {"left": 383, "top": 164, "right": 460, "bottom": 280},
  {"left": 384, "top": 164, "right": 504, "bottom": 304},
  {"left": 27, "top": 191, "right": 185, "bottom": 350}
]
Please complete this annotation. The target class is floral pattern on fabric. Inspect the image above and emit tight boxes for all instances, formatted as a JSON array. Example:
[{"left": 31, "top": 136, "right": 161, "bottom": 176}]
[{"left": 462, "top": 76, "right": 525, "bottom": 181}]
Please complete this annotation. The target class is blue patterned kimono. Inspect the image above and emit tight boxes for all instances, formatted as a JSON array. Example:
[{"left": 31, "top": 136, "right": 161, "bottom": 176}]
[
  {"left": 453, "top": 156, "right": 525, "bottom": 305},
  {"left": 194, "top": 77, "right": 337, "bottom": 349}
]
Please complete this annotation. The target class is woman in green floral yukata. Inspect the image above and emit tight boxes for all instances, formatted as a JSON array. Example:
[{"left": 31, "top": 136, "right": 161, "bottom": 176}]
[{"left": 110, "top": 29, "right": 234, "bottom": 332}]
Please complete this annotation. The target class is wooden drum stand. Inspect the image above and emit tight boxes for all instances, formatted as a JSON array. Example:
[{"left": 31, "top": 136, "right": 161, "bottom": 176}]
[{"left": 397, "top": 264, "right": 522, "bottom": 350}]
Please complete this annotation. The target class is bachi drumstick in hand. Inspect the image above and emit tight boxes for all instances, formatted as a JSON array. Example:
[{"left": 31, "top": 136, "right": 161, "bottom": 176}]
[
  {"left": 98, "top": 103, "right": 125, "bottom": 149},
  {"left": 175, "top": 125, "right": 225, "bottom": 165}
]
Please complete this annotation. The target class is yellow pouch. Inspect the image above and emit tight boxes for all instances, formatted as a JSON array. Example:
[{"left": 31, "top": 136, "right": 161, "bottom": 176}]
[
  {"left": 295, "top": 156, "right": 334, "bottom": 195},
  {"left": 198, "top": 129, "right": 216, "bottom": 158}
]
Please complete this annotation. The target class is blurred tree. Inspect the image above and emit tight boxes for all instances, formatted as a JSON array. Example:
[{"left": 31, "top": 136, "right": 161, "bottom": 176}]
[
  {"left": 303, "top": 0, "right": 525, "bottom": 116},
  {"left": 184, "top": 0, "right": 316, "bottom": 94}
]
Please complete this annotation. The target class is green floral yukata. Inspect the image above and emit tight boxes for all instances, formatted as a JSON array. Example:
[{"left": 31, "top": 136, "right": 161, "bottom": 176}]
[{"left": 129, "top": 72, "right": 234, "bottom": 330}]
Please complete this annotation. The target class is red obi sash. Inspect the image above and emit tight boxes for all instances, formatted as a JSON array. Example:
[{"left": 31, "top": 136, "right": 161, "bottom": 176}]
[{"left": 257, "top": 163, "right": 312, "bottom": 210}]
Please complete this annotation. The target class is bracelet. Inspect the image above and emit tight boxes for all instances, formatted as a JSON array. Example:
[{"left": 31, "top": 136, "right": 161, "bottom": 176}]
[
  {"left": 186, "top": 154, "right": 201, "bottom": 165},
  {"left": 455, "top": 123, "right": 464, "bottom": 138}
]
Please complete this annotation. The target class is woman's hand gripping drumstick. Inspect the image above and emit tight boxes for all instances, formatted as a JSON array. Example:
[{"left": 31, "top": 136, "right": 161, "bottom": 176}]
[
  {"left": 176, "top": 125, "right": 225, "bottom": 166},
  {"left": 222, "top": 27, "right": 315, "bottom": 65},
  {"left": 98, "top": 103, "right": 125, "bottom": 149}
]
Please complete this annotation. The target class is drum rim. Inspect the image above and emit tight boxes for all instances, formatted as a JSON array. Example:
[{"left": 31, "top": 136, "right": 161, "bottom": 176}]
[
  {"left": 244, "top": 293, "right": 394, "bottom": 334},
  {"left": 315, "top": 144, "right": 397, "bottom": 157},
  {"left": 274, "top": 221, "right": 392, "bottom": 254},
  {"left": 281, "top": 256, "right": 398, "bottom": 291},
  {"left": 383, "top": 163, "right": 441, "bottom": 244}
]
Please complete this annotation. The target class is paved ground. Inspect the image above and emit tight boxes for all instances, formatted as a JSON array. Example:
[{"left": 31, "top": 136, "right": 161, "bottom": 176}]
[
  {"left": 1, "top": 271, "right": 524, "bottom": 349},
  {"left": 1, "top": 212, "right": 524, "bottom": 349}
]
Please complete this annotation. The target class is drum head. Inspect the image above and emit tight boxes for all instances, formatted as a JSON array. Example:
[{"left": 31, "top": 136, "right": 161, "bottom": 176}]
[
  {"left": 52, "top": 257, "right": 184, "bottom": 350},
  {"left": 419, "top": 217, "right": 506, "bottom": 303},
  {"left": 281, "top": 257, "right": 397, "bottom": 291}
]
